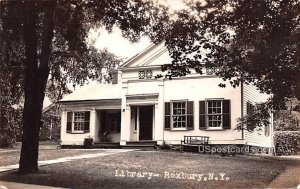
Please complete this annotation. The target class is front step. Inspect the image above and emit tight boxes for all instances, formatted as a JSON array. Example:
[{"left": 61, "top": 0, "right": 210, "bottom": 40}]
[
  {"left": 93, "top": 142, "right": 120, "bottom": 149},
  {"left": 123, "top": 141, "right": 157, "bottom": 149}
]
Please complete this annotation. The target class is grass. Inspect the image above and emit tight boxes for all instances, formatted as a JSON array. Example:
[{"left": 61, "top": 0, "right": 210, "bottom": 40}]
[
  {"left": 0, "top": 143, "right": 102, "bottom": 166},
  {"left": 0, "top": 149, "right": 299, "bottom": 189}
]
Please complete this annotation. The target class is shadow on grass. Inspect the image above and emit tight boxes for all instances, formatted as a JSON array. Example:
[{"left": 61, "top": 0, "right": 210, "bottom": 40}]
[{"left": 0, "top": 151, "right": 299, "bottom": 189}]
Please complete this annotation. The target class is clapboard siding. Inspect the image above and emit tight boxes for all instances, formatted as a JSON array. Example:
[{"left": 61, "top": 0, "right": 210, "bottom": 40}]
[{"left": 243, "top": 84, "right": 273, "bottom": 147}]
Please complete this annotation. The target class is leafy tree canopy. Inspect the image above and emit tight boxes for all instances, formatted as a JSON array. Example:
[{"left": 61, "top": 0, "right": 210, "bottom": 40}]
[
  {"left": 0, "top": 0, "right": 169, "bottom": 173},
  {"left": 160, "top": 0, "right": 300, "bottom": 108}
]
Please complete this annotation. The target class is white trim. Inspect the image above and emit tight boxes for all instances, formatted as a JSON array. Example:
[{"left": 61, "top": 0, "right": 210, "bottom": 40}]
[
  {"left": 206, "top": 100, "right": 223, "bottom": 129},
  {"left": 137, "top": 106, "right": 140, "bottom": 140},
  {"left": 119, "top": 43, "right": 157, "bottom": 68},
  {"left": 171, "top": 101, "right": 188, "bottom": 130},
  {"left": 205, "top": 128, "right": 224, "bottom": 131},
  {"left": 67, "top": 111, "right": 90, "bottom": 134},
  {"left": 137, "top": 105, "right": 155, "bottom": 141}
]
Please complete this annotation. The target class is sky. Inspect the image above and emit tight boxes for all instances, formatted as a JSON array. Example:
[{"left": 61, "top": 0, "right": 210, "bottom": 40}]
[
  {"left": 44, "top": 0, "right": 186, "bottom": 107},
  {"left": 91, "top": 0, "right": 186, "bottom": 60}
]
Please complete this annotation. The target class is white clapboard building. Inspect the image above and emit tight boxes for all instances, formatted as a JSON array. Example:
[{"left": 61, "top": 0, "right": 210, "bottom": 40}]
[{"left": 60, "top": 42, "right": 274, "bottom": 149}]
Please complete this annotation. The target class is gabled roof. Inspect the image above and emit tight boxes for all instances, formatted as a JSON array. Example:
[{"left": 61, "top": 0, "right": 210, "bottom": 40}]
[
  {"left": 43, "top": 103, "right": 56, "bottom": 113},
  {"left": 60, "top": 82, "right": 121, "bottom": 102},
  {"left": 119, "top": 41, "right": 172, "bottom": 69}
]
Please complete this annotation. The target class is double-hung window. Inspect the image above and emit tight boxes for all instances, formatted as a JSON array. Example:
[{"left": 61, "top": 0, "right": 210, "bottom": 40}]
[
  {"left": 165, "top": 101, "right": 194, "bottom": 130},
  {"left": 172, "top": 102, "right": 187, "bottom": 129},
  {"left": 67, "top": 111, "right": 90, "bottom": 133},
  {"left": 199, "top": 99, "right": 231, "bottom": 130},
  {"left": 207, "top": 101, "right": 223, "bottom": 128}
]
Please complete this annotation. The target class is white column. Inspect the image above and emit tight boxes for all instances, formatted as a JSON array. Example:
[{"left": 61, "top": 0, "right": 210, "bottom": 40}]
[
  {"left": 155, "top": 80, "right": 164, "bottom": 145},
  {"left": 60, "top": 110, "right": 67, "bottom": 145},
  {"left": 126, "top": 105, "right": 131, "bottom": 141},
  {"left": 90, "top": 109, "right": 96, "bottom": 140},
  {"left": 120, "top": 81, "right": 128, "bottom": 145}
]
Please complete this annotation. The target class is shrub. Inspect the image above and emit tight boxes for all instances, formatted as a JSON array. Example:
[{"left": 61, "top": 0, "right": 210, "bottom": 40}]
[
  {"left": 83, "top": 136, "right": 94, "bottom": 149},
  {"left": 274, "top": 131, "right": 300, "bottom": 155},
  {"left": 0, "top": 106, "right": 23, "bottom": 147}
]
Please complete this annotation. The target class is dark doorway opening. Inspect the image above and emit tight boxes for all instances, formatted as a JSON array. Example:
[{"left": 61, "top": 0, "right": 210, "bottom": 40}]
[{"left": 139, "top": 105, "right": 153, "bottom": 140}]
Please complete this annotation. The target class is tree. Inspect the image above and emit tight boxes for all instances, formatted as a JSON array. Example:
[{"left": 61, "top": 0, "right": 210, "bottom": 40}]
[
  {"left": 153, "top": 0, "right": 300, "bottom": 132},
  {"left": 160, "top": 0, "right": 300, "bottom": 105},
  {"left": 0, "top": 2, "right": 24, "bottom": 147},
  {"left": 0, "top": 0, "right": 169, "bottom": 173}
]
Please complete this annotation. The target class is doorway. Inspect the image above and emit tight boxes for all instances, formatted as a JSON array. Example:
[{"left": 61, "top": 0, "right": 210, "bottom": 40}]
[{"left": 139, "top": 105, "right": 153, "bottom": 140}]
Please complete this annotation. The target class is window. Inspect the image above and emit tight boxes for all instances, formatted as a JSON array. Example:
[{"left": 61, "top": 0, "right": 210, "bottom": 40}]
[
  {"left": 74, "top": 112, "right": 85, "bottom": 131},
  {"left": 199, "top": 100, "right": 231, "bottom": 129},
  {"left": 138, "top": 70, "right": 152, "bottom": 79},
  {"left": 265, "top": 125, "right": 270, "bottom": 136},
  {"left": 207, "top": 101, "right": 222, "bottom": 127},
  {"left": 138, "top": 71, "right": 145, "bottom": 79},
  {"left": 247, "top": 102, "right": 255, "bottom": 115},
  {"left": 66, "top": 111, "right": 90, "bottom": 133},
  {"left": 165, "top": 101, "right": 194, "bottom": 130},
  {"left": 108, "top": 112, "right": 121, "bottom": 132},
  {"left": 145, "top": 70, "right": 152, "bottom": 78},
  {"left": 206, "top": 66, "right": 220, "bottom": 75},
  {"left": 172, "top": 102, "right": 186, "bottom": 128}
]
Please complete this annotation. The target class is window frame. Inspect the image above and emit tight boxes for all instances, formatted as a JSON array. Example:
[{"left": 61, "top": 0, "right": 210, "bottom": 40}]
[
  {"left": 138, "top": 70, "right": 153, "bottom": 79},
  {"left": 171, "top": 101, "right": 188, "bottom": 130},
  {"left": 206, "top": 100, "right": 223, "bottom": 128},
  {"left": 247, "top": 102, "right": 255, "bottom": 115},
  {"left": 67, "top": 111, "right": 90, "bottom": 134},
  {"left": 199, "top": 99, "right": 231, "bottom": 130},
  {"left": 165, "top": 101, "right": 194, "bottom": 131},
  {"left": 264, "top": 125, "right": 270, "bottom": 136},
  {"left": 73, "top": 112, "right": 85, "bottom": 132}
]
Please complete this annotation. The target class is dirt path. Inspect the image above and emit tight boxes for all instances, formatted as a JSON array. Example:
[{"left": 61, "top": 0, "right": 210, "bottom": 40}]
[{"left": 268, "top": 166, "right": 300, "bottom": 188}]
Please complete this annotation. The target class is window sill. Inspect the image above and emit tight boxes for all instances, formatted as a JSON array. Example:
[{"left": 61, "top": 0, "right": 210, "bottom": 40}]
[
  {"left": 171, "top": 128, "right": 187, "bottom": 131},
  {"left": 205, "top": 128, "right": 224, "bottom": 131},
  {"left": 67, "top": 131, "right": 87, "bottom": 134}
]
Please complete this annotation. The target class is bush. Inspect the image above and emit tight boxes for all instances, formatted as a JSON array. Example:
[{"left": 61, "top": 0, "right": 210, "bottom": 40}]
[
  {"left": 0, "top": 106, "right": 23, "bottom": 147},
  {"left": 274, "top": 131, "right": 300, "bottom": 155},
  {"left": 83, "top": 136, "right": 94, "bottom": 149}
]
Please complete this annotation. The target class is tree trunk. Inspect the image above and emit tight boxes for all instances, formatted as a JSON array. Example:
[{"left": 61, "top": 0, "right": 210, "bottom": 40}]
[{"left": 19, "top": 1, "right": 55, "bottom": 174}]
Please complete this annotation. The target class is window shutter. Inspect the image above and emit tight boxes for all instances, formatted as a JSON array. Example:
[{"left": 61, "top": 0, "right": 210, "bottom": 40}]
[
  {"left": 66, "top": 112, "right": 72, "bottom": 133},
  {"left": 84, "top": 111, "right": 90, "bottom": 132},
  {"left": 187, "top": 101, "right": 194, "bottom": 130},
  {"left": 199, "top": 101, "right": 206, "bottom": 129},
  {"left": 247, "top": 102, "right": 254, "bottom": 115},
  {"left": 164, "top": 102, "right": 171, "bottom": 130},
  {"left": 222, "top": 100, "right": 231, "bottom": 129},
  {"left": 246, "top": 102, "right": 250, "bottom": 115}
]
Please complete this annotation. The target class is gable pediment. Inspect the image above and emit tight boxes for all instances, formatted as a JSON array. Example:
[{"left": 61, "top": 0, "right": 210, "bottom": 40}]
[{"left": 120, "top": 42, "right": 172, "bottom": 68}]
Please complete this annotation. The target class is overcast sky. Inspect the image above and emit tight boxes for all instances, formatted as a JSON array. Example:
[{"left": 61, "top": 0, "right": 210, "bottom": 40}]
[
  {"left": 91, "top": 0, "right": 186, "bottom": 60},
  {"left": 44, "top": 0, "right": 186, "bottom": 107}
]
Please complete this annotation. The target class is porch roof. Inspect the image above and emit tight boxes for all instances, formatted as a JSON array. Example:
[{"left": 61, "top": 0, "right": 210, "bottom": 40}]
[{"left": 60, "top": 82, "right": 121, "bottom": 102}]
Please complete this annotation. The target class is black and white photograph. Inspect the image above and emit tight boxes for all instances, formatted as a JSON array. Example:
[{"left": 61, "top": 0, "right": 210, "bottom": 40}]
[{"left": 0, "top": 0, "right": 299, "bottom": 188}]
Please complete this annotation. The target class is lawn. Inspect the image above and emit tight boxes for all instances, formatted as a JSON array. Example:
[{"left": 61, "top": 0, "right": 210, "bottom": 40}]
[
  {"left": 0, "top": 147, "right": 103, "bottom": 167},
  {"left": 0, "top": 150, "right": 299, "bottom": 189}
]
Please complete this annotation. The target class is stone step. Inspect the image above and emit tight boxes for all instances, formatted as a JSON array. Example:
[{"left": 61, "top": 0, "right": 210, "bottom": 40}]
[{"left": 93, "top": 142, "right": 120, "bottom": 149}]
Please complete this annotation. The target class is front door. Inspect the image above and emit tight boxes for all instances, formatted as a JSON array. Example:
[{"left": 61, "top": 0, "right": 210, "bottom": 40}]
[{"left": 139, "top": 105, "right": 153, "bottom": 140}]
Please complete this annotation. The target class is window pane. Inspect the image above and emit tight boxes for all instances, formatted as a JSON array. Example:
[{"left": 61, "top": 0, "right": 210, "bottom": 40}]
[
  {"left": 73, "top": 112, "right": 88, "bottom": 131},
  {"left": 172, "top": 102, "right": 188, "bottom": 128},
  {"left": 207, "top": 100, "right": 223, "bottom": 128}
]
